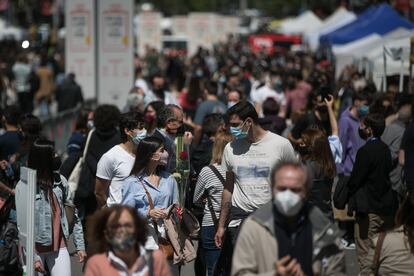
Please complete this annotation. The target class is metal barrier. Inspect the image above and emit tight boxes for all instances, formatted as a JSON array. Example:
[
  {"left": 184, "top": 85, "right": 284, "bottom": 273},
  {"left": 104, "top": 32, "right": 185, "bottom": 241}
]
[{"left": 40, "top": 100, "right": 96, "bottom": 155}]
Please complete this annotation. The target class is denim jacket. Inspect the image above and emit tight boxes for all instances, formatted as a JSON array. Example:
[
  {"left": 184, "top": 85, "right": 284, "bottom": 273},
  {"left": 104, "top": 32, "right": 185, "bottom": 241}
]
[{"left": 33, "top": 174, "right": 85, "bottom": 252}]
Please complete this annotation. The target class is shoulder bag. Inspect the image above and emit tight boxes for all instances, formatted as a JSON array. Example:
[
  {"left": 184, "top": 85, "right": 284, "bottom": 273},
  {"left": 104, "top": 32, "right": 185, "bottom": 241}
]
[
  {"left": 207, "top": 165, "right": 225, "bottom": 229},
  {"left": 68, "top": 129, "right": 94, "bottom": 198},
  {"left": 139, "top": 179, "right": 174, "bottom": 259},
  {"left": 372, "top": 231, "right": 386, "bottom": 276}
]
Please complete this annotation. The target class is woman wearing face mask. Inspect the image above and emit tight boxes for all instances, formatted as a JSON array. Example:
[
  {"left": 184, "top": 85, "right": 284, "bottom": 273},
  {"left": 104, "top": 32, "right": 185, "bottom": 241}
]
[
  {"left": 297, "top": 127, "right": 336, "bottom": 219},
  {"left": 17, "top": 138, "right": 86, "bottom": 275},
  {"left": 121, "top": 136, "right": 178, "bottom": 254},
  {"left": 85, "top": 205, "right": 171, "bottom": 276},
  {"left": 95, "top": 112, "right": 147, "bottom": 208}
]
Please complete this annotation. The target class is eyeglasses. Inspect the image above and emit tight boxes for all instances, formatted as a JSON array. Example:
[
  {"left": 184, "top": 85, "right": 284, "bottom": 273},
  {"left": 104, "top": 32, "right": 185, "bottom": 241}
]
[{"left": 107, "top": 223, "right": 134, "bottom": 232}]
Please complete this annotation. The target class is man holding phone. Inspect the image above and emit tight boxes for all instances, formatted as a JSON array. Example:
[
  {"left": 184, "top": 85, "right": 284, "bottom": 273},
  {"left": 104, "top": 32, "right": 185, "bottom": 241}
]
[{"left": 232, "top": 161, "right": 345, "bottom": 276}]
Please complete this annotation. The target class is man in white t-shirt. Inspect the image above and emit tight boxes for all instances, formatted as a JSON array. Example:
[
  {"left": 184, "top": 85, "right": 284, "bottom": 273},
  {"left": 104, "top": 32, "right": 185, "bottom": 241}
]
[
  {"left": 95, "top": 112, "right": 147, "bottom": 208},
  {"left": 214, "top": 101, "right": 296, "bottom": 274}
]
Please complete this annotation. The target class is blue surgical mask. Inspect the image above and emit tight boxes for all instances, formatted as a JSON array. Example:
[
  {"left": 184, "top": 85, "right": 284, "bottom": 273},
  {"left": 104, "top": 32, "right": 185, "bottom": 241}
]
[
  {"left": 230, "top": 121, "right": 249, "bottom": 139},
  {"left": 132, "top": 129, "right": 147, "bottom": 145},
  {"left": 357, "top": 105, "right": 369, "bottom": 118}
]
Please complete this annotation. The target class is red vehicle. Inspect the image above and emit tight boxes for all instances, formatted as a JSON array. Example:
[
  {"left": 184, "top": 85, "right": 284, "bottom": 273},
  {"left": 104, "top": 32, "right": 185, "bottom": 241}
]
[{"left": 249, "top": 34, "right": 302, "bottom": 54}]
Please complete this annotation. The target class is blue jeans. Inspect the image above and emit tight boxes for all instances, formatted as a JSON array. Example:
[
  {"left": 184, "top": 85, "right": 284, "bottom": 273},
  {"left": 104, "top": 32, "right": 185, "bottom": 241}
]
[{"left": 201, "top": 225, "right": 220, "bottom": 276}]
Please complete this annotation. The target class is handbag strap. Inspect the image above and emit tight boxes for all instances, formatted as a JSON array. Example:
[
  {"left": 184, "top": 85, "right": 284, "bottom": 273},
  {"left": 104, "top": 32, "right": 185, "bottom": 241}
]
[
  {"left": 138, "top": 178, "right": 161, "bottom": 236},
  {"left": 207, "top": 165, "right": 225, "bottom": 229},
  {"left": 208, "top": 165, "right": 225, "bottom": 185},
  {"left": 82, "top": 129, "right": 95, "bottom": 157},
  {"left": 373, "top": 231, "right": 386, "bottom": 275}
]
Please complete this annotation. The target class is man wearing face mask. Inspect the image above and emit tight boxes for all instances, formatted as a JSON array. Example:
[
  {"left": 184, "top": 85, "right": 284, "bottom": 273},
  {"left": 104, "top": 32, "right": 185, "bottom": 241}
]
[
  {"left": 95, "top": 112, "right": 146, "bottom": 208},
  {"left": 153, "top": 105, "right": 193, "bottom": 173},
  {"left": 337, "top": 92, "right": 370, "bottom": 177},
  {"left": 336, "top": 92, "right": 370, "bottom": 248},
  {"left": 214, "top": 101, "right": 295, "bottom": 275},
  {"left": 346, "top": 113, "right": 397, "bottom": 270},
  {"left": 232, "top": 161, "right": 345, "bottom": 276},
  {"left": 381, "top": 96, "right": 413, "bottom": 200}
]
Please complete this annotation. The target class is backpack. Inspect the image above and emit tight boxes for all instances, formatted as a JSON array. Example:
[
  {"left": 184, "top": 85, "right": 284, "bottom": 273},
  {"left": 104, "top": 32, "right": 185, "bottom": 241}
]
[{"left": 0, "top": 220, "right": 22, "bottom": 275}]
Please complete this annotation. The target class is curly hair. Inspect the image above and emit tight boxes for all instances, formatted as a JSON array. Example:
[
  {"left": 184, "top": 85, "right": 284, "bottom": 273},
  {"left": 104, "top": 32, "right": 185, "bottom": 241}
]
[
  {"left": 86, "top": 205, "right": 148, "bottom": 256},
  {"left": 93, "top": 105, "right": 121, "bottom": 132}
]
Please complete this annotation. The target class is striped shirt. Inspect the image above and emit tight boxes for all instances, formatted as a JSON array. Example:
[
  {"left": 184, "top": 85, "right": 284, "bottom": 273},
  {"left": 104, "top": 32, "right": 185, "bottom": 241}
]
[{"left": 193, "top": 164, "right": 225, "bottom": 227}]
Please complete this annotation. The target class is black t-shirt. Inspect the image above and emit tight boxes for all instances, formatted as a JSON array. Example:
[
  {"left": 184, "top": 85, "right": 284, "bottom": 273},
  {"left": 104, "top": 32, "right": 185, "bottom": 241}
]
[
  {"left": 291, "top": 112, "right": 331, "bottom": 139},
  {"left": 0, "top": 131, "right": 22, "bottom": 160}
]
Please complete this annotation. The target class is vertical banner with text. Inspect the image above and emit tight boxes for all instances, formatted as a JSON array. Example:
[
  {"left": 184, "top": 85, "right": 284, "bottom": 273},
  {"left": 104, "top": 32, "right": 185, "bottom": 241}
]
[
  {"left": 98, "top": 0, "right": 134, "bottom": 107},
  {"left": 137, "top": 12, "right": 162, "bottom": 56},
  {"left": 188, "top": 13, "right": 215, "bottom": 56},
  {"left": 65, "top": 0, "right": 96, "bottom": 100}
]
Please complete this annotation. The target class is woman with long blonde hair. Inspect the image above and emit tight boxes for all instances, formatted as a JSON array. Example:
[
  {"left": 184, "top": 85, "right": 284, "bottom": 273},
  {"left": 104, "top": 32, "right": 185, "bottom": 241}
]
[{"left": 193, "top": 131, "right": 234, "bottom": 276}]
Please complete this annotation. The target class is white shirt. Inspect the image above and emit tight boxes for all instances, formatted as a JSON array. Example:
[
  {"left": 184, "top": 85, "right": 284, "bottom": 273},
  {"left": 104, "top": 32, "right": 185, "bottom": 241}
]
[
  {"left": 250, "top": 85, "right": 286, "bottom": 106},
  {"left": 135, "top": 78, "right": 149, "bottom": 94},
  {"left": 144, "top": 90, "right": 178, "bottom": 106},
  {"left": 96, "top": 145, "right": 135, "bottom": 206},
  {"left": 221, "top": 131, "right": 296, "bottom": 227}
]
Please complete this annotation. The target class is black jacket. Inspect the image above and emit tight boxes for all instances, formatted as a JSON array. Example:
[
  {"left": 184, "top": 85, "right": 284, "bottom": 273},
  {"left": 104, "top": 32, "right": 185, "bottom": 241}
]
[
  {"left": 347, "top": 139, "right": 397, "bottom": 215},
  {"left": 55, "top": 78, "right": 84, "bottom": 112}
]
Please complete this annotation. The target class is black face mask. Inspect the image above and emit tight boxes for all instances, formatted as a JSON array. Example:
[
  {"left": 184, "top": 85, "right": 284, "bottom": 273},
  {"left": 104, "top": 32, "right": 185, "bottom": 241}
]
[
  {"left": 316, "top": 105, "right": 328, "bottom": 114},
  {"left": 52, "top": 156, "right": 62, "bottom": 171},
  {"left": 296, "top": 145, "right": 309, "bottom": 156},
  {"left": 287, "top": 80, "right": 295, "bottom": 90},
  {"left": 358, "top": 127, "right": 370, "bottom": 140},
  {"left": 154, "top": 88, "right": 164, "bottom": 96}
]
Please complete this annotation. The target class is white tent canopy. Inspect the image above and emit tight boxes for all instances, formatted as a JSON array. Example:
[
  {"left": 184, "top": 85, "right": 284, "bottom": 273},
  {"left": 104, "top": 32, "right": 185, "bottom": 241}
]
[
  {"left": 306, "top": 7, "right": 357, "bottom": 51},
  {"left": 333, "top": 28, "right": 414, "bottom": 79},
  {"left": 279, "top": 11, "right": 322, "bottom": 35}
]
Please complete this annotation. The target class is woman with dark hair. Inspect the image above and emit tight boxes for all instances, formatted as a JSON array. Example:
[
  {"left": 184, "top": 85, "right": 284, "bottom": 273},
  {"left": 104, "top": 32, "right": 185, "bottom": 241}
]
[
  {"left": 84, "top": 205, "right": 171, "bottom": 276},
  {"left": 144, "top": 101, "right": 165, "bottom": 135},
  {"left": 360, "top": 194, "right": 414, "bottom": 275},
  {"left": 297, "top": 127, "right": 336, "bottom": 218},
  {"left": 179, "top": 77, "right": 203, "bottom": 119},
  {"left": 121, "top": 136, "right": 178, "bottom": 252},
  {"left": 18, "top": 138, "right": 86, "bottom": 275}
]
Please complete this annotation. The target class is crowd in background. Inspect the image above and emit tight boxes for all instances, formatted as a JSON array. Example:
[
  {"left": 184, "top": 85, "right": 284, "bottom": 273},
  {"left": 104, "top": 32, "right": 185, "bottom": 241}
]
[{"left": 0, "top": 34, "right": 412, "bottom": 275}]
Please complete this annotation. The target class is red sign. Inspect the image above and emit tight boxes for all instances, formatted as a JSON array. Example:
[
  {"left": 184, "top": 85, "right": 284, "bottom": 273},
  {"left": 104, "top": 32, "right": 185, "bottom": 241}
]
[{"left": 248, "top": 34, "right": 302, "bottom": 54}]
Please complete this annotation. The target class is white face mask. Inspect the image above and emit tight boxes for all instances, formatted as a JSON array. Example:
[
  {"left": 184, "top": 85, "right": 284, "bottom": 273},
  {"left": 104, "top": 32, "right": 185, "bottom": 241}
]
[{"left": 273, "top": 189, "right": 303, "bottom": 217}]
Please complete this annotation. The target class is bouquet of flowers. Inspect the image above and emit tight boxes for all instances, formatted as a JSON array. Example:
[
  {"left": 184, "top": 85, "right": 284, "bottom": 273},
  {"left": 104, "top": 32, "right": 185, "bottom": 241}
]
[{"left": 173, "top": 136, "right": 190, "bottom": 211}]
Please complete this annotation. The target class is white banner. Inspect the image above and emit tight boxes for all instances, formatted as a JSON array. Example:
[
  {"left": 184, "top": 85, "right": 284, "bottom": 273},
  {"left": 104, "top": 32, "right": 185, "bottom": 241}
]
[
  {"left": 65, "top": 0, "right": 96, "bottom": 100},
  {"left": 98, "top": 0, "right": 134, "bottom": 108},
  {"left": 137, "top": 12, "right": 162, "bottom": 56},
  {"left": 171, "top": 16, "right": 188, "bottom": 37},
  {"left": 15, "top": 167, "right": 36, "bottom": 276},
  {"left": 188, "top": 13, "right": 215, "bottom": 56}
]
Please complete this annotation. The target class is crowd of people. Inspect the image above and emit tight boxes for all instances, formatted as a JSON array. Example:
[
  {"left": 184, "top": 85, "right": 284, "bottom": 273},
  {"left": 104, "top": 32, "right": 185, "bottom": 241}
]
[
  {"left": 0, "top": 35, "right": 412, "bottom": 276},
  {"left": 0, "top": 43, "right": 83, "bottom": 116}
]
